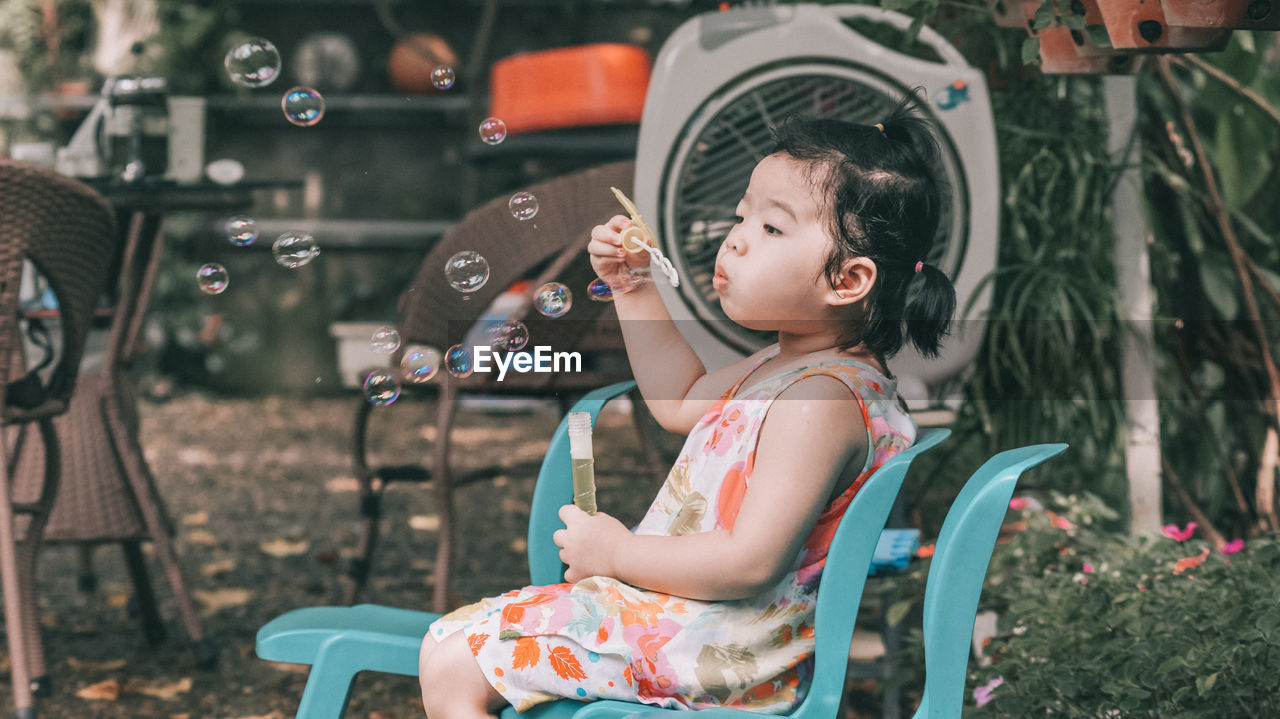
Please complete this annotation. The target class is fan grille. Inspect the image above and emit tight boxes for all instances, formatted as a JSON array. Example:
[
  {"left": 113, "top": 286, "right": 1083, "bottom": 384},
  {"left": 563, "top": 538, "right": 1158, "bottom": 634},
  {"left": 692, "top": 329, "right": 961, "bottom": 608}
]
[{"left": 664, "top": 71, "right": 966, "bottom": 354}]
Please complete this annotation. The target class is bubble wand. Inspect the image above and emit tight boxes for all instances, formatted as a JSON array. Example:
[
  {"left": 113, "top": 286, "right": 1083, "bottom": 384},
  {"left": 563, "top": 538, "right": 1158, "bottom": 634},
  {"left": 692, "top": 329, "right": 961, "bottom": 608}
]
[
  {"left": 610, "top": 187, "right": 680, "bottom": 288},
  {"left": 566, "top": 412, "right": 597, "bottom": 515}
]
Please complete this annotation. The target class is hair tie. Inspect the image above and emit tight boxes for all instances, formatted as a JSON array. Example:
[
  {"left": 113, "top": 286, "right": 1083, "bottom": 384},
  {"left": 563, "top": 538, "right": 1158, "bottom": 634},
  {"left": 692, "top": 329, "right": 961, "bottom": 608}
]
[
  {"left": 874, "top": 123, "right": 885, "bottom": 135},
  {"left": 914, "top": 261, "right": 924, "bottom": 274}
]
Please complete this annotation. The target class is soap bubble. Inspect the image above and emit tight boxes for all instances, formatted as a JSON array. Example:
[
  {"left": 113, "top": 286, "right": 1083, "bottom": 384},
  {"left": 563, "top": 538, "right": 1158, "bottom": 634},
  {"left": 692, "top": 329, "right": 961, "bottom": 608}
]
[
  {"left": 371, "top": 325, "right": 401, "bottom": 354},
  {"left": 444, "top": 250, "right": 489, "bottom": 293},
  {"left": 431, "top": 66, "right": 456, "bottom": 90},
  {"left": 225, "top": 38, "right": 281, "bottom": 88},
  {"left": 225, "top": 215, "right": 258, "bottom": 246},
  {"left": 363, "top": 369, "right": 401, "bottom": 405},
  {"left": 401, "top": 344, "right": 441, "bottom": 383},
  {"left": 508, "top": 191, "right": 539, "bottom": 221},
  {"left": 445, "top": 344, "right": 473, "bottom": 378},
  {"left": 282, "top": 87, "right": 325, "bottom": 126},
  {"left": 197, "top": 263, "right": 229, "bottom": 295},
  {"left": 587, "top": 277, "right": 614, "bottom": 302},
  {"left": 479, "top": 117, "right": 507, "bottom": 145},
  {"left": 487, "top": 319, "right": 528, "bottom": 351},
  {"left": 273, "top": 231, "right": 320, "bottom": 268},
  {"left": 534, "top": 282, "right": 572, "bottom": 318}
]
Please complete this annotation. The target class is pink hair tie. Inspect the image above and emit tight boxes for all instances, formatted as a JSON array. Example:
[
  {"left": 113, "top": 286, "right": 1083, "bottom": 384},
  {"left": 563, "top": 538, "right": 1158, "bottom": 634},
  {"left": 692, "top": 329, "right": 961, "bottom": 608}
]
[{"left": 914, "top": 261, "right": 924, "bottom": 274}]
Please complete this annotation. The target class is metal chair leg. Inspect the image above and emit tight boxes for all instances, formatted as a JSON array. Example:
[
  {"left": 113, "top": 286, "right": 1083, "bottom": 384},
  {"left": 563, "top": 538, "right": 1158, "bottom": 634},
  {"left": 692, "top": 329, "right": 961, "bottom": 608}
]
[
  {"left": 122, "top": 540, "right": 166, "bottom": 645},
  {"left": 430, "top": 383, "right": 459, "bottom": 614}
]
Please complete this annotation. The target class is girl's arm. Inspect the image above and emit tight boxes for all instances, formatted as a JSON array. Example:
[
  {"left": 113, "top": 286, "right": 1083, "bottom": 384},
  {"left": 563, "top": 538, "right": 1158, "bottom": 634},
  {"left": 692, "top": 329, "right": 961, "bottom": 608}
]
[
  {"left": 589, "top": 217, "right": 762, "bottom": 434},
  {"left": 555, "top": 375, "right": 868, "bottom": 600}
]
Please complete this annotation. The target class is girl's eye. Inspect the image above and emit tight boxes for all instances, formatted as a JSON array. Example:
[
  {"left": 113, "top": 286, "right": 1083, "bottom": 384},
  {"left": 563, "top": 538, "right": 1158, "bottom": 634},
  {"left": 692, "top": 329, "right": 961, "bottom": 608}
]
[{"left": 764, "top": 224, "right": 781, "bottom": 235}]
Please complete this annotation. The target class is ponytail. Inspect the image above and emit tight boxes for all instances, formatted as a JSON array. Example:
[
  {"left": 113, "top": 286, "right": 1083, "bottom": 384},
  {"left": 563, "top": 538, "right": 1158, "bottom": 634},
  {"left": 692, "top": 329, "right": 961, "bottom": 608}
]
[{"left": 904, "top": 261, "right": 956, "bottom": 358}]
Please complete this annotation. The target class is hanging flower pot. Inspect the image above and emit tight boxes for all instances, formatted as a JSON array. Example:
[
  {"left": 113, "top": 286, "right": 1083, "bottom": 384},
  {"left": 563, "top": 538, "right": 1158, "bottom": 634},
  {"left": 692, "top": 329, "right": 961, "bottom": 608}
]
[
  {"left": 1160, "top": 0, "right": 1280, "bottom": 30},
  {"left": 990, "top": 0, "right": 1031, "bottom": 28},
  {"left": 1023, "top": 1, "right": 1141, "bottom": 74},
  {"left": 1095, "top": 0, "right": 1232, "bottom": 51}
]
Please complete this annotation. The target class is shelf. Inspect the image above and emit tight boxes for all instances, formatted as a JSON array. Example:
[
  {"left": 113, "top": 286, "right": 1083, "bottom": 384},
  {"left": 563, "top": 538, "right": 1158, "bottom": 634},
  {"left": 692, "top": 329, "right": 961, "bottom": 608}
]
[
  {"left": 207, "top": 217, "right": 454, "bottom": 250},
  {"left": 207, "top": 93, "right": 470, "bottom": 114}
]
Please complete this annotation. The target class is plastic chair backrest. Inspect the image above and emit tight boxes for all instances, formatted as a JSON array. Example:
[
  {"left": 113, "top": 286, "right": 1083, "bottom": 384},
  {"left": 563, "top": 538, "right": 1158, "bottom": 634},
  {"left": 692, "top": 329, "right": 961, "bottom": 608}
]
[
  {"left": 795, "top": 427, "right": 949, "bottom": 719},
  {"left": 0, "top": 160, "right": 117, "bottom": 420},
  {"left": 911, "top": 443, "right": 1069, "bottom": 719}
]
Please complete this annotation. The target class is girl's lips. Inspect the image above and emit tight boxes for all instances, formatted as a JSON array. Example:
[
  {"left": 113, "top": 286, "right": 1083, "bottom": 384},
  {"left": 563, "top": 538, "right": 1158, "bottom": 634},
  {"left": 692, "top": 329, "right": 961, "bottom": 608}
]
[{"left": 712, "top": 265, "right": 728, "bottom": 290}]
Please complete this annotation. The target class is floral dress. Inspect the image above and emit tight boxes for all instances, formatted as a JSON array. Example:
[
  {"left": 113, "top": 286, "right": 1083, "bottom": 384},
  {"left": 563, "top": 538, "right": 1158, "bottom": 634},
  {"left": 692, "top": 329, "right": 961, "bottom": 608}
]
[{"left": 428, "top": 346, "right": 917, "bottom": 714}]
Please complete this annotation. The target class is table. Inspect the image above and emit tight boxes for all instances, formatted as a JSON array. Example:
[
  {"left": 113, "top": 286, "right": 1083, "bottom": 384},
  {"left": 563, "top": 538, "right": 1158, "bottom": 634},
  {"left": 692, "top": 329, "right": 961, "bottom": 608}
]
[{"left": 10, "top": 178, "right": 300, "bottom": 685}]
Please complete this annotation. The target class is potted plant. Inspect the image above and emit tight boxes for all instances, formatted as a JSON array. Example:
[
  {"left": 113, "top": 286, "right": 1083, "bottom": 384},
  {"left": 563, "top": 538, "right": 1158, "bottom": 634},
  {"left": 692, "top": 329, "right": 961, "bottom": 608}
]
[
  {"left": 1160, "top": 0, "right": 1280, "bottom": 30},
  {"left": 1022, "top": 0, "right": 1140, "bottom": 74},
  {"left": 1094, "top": 0, "right": 1232, "bottom": 51}
]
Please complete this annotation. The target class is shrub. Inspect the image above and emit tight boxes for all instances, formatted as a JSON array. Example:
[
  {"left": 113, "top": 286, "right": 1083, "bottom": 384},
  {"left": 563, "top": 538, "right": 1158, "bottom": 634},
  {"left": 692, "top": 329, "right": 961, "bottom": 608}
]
[{"left": 879, "top": 493, "right": 1280, "bottom": 717}]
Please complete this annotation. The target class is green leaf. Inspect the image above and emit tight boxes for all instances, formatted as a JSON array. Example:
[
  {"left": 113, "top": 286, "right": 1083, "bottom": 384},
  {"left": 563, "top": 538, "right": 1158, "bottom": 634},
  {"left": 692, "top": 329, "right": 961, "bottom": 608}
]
[
  {"left": 1061, "top": 13, "right": 1085, "bottom": 30},
  {"left": 886, "top": 599, "right": 914, "bottom": 628},
  {"left": 1084, "top": 24, "right": 1111, "bottom": 48},
  {"left": 1032, "top": 0, "right": 1055, "bottom": 30},
  {"left": 1198, "top": 254, "right": 1240, "bottom": 320},
  {"left": 1021, "top": 36, "right": 1042, "bottom": 67}
]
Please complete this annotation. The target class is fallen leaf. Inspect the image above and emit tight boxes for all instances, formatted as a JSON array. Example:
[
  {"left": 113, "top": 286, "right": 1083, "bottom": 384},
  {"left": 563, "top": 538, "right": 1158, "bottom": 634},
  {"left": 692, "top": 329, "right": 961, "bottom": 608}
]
[
  {"left": 265, "top": 661, "right": 310, "bottom": 675},
  {"left": 260, "top": 538, "right": 310, "bottom": 557},
  {"left": 185, "top": 529, "right": 218, "bottom": 546},
  {"left": 67, "top": 657, "right": 127, "bottom": 671},
  {"left": 76, "top": 679, "right": 122, "bottom": 701},
  {"left": 325, "top": 476, "right": 359, "bottom": 492},
  {"left": 409, "top": 515, "right": 440, "bottom": 531},
  {"left": 509, "top": 537, "right": 528, "bottom": 554},
  {"left": 369, "top": 711, "right": 395, "bottom": 719},
  {"left": 229, "top": 713, "right": 286, "bottom": 719},
  {"left": 107, "top": 593, "right": 130, "bottom": 608},
  {"left": 193, "top": 588, "right": 253, "bottom": 613},
  {"left": 200, "top": 558, "right": 237, "bottom": 577},
  {"left": 170, "top": 714, "right": 191, "bottom": 719},
  {"left": 182, "top": 511, "right": 209, "bottom": 526},
  {"left": 129, "top": 676, "right": 193, "bottom": 700}
]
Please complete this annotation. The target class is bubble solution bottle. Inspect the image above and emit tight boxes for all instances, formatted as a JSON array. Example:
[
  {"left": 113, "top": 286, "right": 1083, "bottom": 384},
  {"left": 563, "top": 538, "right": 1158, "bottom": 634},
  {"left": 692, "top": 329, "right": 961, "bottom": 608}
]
[{"left": 567, "top": 412, "right": 597, "bottom": 515}]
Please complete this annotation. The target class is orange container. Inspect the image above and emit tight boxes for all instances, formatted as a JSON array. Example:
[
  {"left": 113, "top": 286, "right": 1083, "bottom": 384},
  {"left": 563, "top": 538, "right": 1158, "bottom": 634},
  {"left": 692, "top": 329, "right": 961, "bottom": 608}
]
[{"left": 489, "top": 44, "right": 651, "bottom": 135}]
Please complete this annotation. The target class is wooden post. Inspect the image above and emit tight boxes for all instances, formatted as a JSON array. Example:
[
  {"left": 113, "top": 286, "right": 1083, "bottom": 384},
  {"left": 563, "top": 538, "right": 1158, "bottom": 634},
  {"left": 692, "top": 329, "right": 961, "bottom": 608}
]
[{"left": 1105, "top": 75, "right": 1163, "bottom": 535}]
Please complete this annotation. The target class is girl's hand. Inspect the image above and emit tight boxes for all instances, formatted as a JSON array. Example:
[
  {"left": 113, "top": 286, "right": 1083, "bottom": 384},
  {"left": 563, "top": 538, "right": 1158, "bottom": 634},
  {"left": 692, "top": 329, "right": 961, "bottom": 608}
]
[
  {"left": 588, "top": 215, "right": 650, "bottom": 282},
  {"left": 553, "top": 505, "right": 630, "bottom": 583}
]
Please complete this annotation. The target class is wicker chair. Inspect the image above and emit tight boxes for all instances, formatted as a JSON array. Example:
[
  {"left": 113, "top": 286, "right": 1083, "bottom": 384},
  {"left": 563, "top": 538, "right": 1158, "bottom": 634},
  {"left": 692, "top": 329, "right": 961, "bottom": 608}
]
[
  {"left": 0, "top": 160, "right": 118, "bottom": 718},
  {"left": 8, "top": 182, "right": 216, "bottom": 682},
  {"left": 345, "top": 160, "right": 667, "bottom": 613}
]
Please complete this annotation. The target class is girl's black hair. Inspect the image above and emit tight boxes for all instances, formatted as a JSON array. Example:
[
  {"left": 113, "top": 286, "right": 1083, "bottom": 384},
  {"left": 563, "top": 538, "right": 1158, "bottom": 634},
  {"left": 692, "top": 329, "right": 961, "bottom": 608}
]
[{"left": 769, "top": 88, "right": 957, "bottom": 360}]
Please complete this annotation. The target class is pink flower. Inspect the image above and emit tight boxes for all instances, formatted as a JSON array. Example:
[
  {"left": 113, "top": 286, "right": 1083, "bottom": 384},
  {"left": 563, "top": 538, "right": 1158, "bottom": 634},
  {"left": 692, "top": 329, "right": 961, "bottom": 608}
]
[
  {"left": 1009, "top": 497, "right": 1029, "bottom": 510},
  {"left": 974, "top": 676, "right": 1003, "bottom": 708},
  {"left": 1082, "top": 563, "right": 1094, "bottom": 573},
  {"left": 1162, "top": 522, "right": 1197, "bottom": 542},
  {"left": 1220, "top": 538, "right": 1244, "bottom": 554}
]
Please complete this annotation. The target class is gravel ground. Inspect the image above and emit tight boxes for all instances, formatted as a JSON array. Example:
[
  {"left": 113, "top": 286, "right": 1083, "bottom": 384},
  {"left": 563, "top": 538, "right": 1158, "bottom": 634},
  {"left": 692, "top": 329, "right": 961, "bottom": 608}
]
[{"left": 0, "top": 390, "right": 674, "bottom": 719}]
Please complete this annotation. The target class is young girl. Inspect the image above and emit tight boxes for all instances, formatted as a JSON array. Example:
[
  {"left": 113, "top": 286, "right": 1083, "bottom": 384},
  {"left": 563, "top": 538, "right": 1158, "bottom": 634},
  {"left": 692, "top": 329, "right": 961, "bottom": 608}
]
[{"left": 418, "top": 92, "right": 957, "bottom": 719}]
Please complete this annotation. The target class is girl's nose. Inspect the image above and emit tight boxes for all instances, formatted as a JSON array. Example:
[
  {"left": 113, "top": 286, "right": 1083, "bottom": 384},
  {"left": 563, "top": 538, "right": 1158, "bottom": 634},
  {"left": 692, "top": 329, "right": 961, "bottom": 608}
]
[{"left": 723, "top": 227, "right": 744, "bottom": 254}]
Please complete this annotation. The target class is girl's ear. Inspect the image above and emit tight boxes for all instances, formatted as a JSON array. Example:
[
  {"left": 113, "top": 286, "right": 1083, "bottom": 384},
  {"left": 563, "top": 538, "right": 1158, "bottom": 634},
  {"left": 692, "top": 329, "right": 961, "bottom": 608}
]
[{"left": 828, "top": 256, "right": 877, "bottom": 306}]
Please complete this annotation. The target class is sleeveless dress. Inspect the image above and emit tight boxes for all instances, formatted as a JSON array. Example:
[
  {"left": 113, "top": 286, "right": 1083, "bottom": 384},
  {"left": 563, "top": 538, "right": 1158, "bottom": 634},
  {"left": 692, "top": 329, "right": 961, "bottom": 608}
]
[{"left": 428, "top": 346, "right": 917, "bottom": 714}]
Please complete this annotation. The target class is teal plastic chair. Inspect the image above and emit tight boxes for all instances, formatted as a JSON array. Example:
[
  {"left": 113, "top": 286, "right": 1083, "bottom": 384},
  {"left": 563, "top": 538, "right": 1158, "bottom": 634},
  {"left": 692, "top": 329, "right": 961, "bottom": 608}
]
[
  {"left": 905, "top": 442, "right": 1067, "bottom": 718},
  {"left": 256, "top": 380, "right": 950, "bottom": 719},
  {"left": 622, "top": 442, "right": 1068, "bottom": 719}
]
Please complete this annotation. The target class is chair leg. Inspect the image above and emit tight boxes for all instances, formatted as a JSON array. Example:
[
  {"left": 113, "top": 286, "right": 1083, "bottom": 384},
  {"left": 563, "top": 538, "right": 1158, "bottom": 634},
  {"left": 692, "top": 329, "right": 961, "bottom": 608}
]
[
  {"left": 343, "top": 400, "right": 382, "bottom": 606},
  {"left": 431, "top": 383, "right": 459, "bottom": 614},
  {"left": 293, "top": 649, "right": 361, "bottom": 719},
  {"left": 101, "top": 395, "right": 215, "bottom": 667},
  {"left": 75, "top": 544, "right": 98, "bottom": 594},
  {"left": 122, "top": 540, "right": 166, "bottom": 645},
  {"left": 0, "top": 464, "right": 37, "bottom": 717}
]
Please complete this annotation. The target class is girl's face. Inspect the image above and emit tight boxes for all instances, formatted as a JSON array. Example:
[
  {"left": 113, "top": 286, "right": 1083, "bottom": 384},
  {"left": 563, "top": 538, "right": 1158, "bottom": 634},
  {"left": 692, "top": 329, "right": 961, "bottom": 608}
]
[{"left": 713, "top": 153, "right": 842, "bottom": 333}]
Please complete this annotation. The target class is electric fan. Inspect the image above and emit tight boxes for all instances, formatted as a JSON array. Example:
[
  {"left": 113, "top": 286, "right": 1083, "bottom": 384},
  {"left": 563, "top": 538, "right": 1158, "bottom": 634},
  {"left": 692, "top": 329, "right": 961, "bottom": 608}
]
[{"left": 634, "top": 4, "right": 999, "bottom": 408}]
